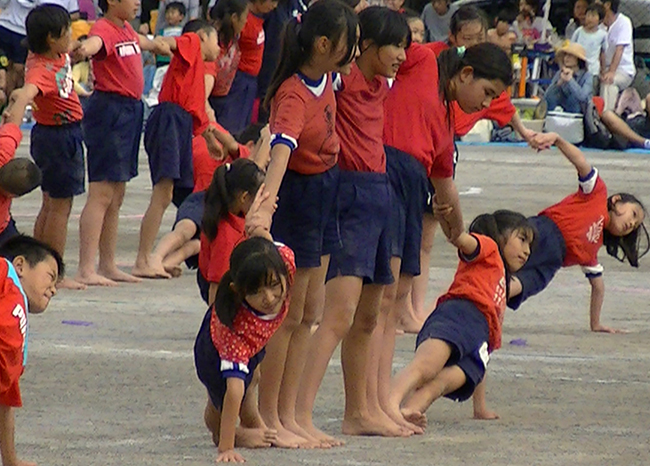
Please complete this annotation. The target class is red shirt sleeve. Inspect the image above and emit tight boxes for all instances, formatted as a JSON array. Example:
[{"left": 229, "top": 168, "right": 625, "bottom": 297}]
[
  {"left": 483, "top": 92, "right": 516, "bottom": 127},
  {"left": 0, "top": 327, "right": 23, "bottom": 407},
  {"left": 270, "top": 86, "right": 306, "bottom": 148},
  {"left": 173, "top": 33, "right": 198, "bottom": 65},
  {"left": 0, "top": 124, "right": 21, "bottom": 166},
  {"left": 89, "top": 20, "right": 112, "bottom": 61},
  {"left": 425, "top": 41, "right": 450, "bottom": 57}
]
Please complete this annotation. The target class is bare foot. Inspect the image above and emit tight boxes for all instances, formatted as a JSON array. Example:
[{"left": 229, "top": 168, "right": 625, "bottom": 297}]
[
  {"left": 282, "top": 418, "right": 330, "bottom": 449},
  {"left": 235, "top": 427, "right": 277, "bottom": 448},
  {"left": 401, "top": 409, "right": 427, "bottom": 429},
  {"left": 296, "top": 418, "right": 344, "bottom": 447},
  {"left": 75, "top": 271, "right": 118, "bottom": 287},
  {"left": 98, "top": 267, "right": 142, "bottom": 283},
  {"left": 474, "top": 409, "right": 500, "bottom": 420},
  {"left": 266, "top": 424, "right": 303, "bottom": 449},
  {"left": 384, "top": 404, "right": 424, "bottom": 435},
  {"left": 398, "top": 314, "right": 424, "bottom": 334},
  {"left": 58, "top": 277, "right": 88, "bottom": 290},
  {"left": 163, "top": 263, "right": 183, "bottom": 278},
  {"left": 131, "top": 258, "right": 171, "bottom": 279},
  {"left": 342, "top": 414, "right": 411, "bottom": 437}
]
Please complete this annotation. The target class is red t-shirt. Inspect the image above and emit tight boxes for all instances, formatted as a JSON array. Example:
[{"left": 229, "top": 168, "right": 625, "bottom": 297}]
[
  {"left": 192, "top": 121, "right": 251, "bottom": 193},
  {"left": 383, "top": 43, "right": 454, "bottom": 179},
  {"left": 437, "top": 235, "right": 507, "bottom": 352},
  {"left": 270, "top": 73, "right": 339, "bottom": 175},
  {"left": 0, "top": 124, "right": 21, "bottom": 234},
  {"left": 198, "top": 213, "right": 246, "bottom": 283},
  {"left": 159, "top": 33, "right": 209, "bottom": 136},
  {"left": 0, "top": 259, "right": 29, "bottom": 408},
  {"left": 334, "top": 65, "right": 390, "bottom": 173},
  {"left": 237, "top": 13, "right": 265, "bottom": 76},
  {"left": 90, "top": 18, "right": 144, "bottom": 99},
  {"left": 25, "top": 53, "right": 83, "bottom": 126},
  {"left": 208, "top": 41, "right": 241, "bottom": 97},
  {"left": 426, "top": 41, "right": 450, "bottom": 57},
  {"left": 540, "top": 169, "right": 609, "bottom": 272},
  {"left": 452, "top": 92, "right": 516, "bottom": 136},
  {"left": 210, "top": 244, "right": 295, "bottom": 377}
]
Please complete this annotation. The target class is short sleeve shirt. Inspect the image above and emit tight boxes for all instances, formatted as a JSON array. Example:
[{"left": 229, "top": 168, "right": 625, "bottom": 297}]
[
  {"left": 0, "top": 259, "right": 29, "bottom": 407},
  {"left": 605, "top": 13, "right": 636, "bottom": 77},
  {"left": 270, "top": 73, "right": 340, "bottom": 175},
  {"left": 158, "top": 33, "right": 209, "bottom": 135},
  {"left": 540, "top": 168, "right": 608, "bottom": 274},
  {"left": 237, "top": 13, "right": 265, "bottom": 76},
  {"left": 25, "top": 52, "right": 83, "bottom": 126},
  {"left": 198, "top": 213, "right": 246, "bottom": 284},
  {"left": 209, "top": 41, "right": 241, "bottom": 97},
  {"left": 437, "top": 235, "right": 507, "bottom": 351},
  {"left": 90, "top": 18, "right": 144, "bottom": 99},
  {"left": 0, "top": 124, "right": 22, "bottom": 234},
  {"left": 453, "top": 92, "right": 516, "bottom": 137}
]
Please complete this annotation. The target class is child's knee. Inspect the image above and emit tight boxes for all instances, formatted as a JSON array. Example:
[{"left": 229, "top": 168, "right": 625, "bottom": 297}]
[{"left": 351, "top": 309, "right": 379, "bottom": 335}]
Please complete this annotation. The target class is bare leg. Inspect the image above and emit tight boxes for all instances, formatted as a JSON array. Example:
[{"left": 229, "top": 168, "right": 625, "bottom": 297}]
[
  {"left": 75, "top": 181, "right": 118, "bottom": 286},
  {"left": 295, "top": 275, "right": 363, "bottom": 445},
  {"left": 97, "top": 181, "right": 141, "bottom": 283},
  {"left": 33, "top": 192, "right": 48, "bottom": 241},
  {"left": 259, "top": 268, "right": 312, "bottom": 449},
  {"left": 204, "top": 396, "right": 222, "bottom": 447},
  {"left": 133, "top": 178, "right": 174, "bottom": 278},
  {"left": 386, "top": 338, "right": 452, "bottom": 425},
  {"left": 411, "top": 214, "right": 437, "bottom": 323},
  {"left": 601, "top": 110, "right": 650, "bottom": 148},
  {"left": 236, "top": 367, "right": 277, "bottom": 448},
  {"left": 154, "top": 219, "right": 197, "bottom": 273},
  {"left": 162, "top": 239, "right": 200, "bottom": 277},
  {"left": 278, "top": 256, "right": 330, "bottom": 448}
]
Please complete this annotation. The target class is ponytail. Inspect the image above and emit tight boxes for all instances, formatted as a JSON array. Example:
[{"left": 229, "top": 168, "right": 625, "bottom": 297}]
[
  {"left": 264, "top": 0, "right": 358, "bottom": 109},
  {"left": 210, "top": 0, "right": 249, "bottom": 48},
  {"left": 214, "top": 237, "right": 289, "bottom": 329},
  {"left": 201, "top": 159, "right": 265, "bottom": 242},
  {"left": 603, "top": 193, "right": 649, "bottom": 267}
]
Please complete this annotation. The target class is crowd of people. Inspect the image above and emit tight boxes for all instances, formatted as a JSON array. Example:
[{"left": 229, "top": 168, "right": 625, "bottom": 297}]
[{"left": 0, "top": 0, "right": 648, "bottom": 464}]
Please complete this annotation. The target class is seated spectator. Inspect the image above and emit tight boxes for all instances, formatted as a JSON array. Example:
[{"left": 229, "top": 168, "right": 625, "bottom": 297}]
[
  {"left": 513, "top": 0, "right": 553, "bottom": 44},
  {"left": 403, "top": 9, "right": 425, "bottom": 44},
  {"left": 488, "top": 9, "right": 517, "bottom": 55},
  {"left": 72, "top": 35, "right": 93, "bottom": 108},
  {"left": 421, "top": 0, "right": 458, "bottom": 43},
  {"left": 600, "top": 0, "right": 635, "bottom": 112},
  {"left": 571, "top": 3, "right": 606, "bottom": 93},
  {"left": 156, "top": 2, "right": 186, "bottom": 68},
  {"left": 601, "top": 90, "right": 650, "bottom": 150},
  {"left": 544, "top": 42, "right": 592, "bottom": 114},
  {"left": 565, "top": 0, "right": 588, "bottom": 39},
  {"left": 155, "top": 0, "right": 200, "bottom": 32}
]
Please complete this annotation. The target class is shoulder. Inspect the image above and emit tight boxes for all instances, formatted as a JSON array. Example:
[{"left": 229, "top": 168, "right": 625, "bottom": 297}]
[
  {"left": 275, "top": 76, "right": 309, "bottom": 104},
  {"left": 276, "top": 243, "right": 296, "bottom": 283}
]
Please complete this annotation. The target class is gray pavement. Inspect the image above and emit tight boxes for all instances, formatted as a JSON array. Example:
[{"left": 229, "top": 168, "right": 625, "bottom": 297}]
[{"left": 13, "top": 132, "right": 650, "bottom": 466}]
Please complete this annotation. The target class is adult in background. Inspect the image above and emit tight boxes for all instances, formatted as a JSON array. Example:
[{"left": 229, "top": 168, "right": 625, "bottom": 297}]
[{"left": 600, "top": 0, "right": 635, "bottom": 112}]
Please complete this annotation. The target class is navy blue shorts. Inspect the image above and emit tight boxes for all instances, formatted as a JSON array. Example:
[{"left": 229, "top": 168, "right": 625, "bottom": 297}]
[
  {"left": 144, "top": 102, "right": 194, "bottom": 189},
  {"left": 0, "top": 26, "right": 27, "bottom": 64},
  {"left": 271, "top": 166, "right": 341, "bottom": 269},
  {"left": 174, "top": 191, "right": 204, "bottom": 270},
  {"left": 194, "top": 307, "right": 265, "bottom": 410},
  {"left": 209, "top": 71, "right": 258, "bottom": 134},
  {"left": 417, "top": 299, "right": 490, "bottom": 402},
  {"left": 0, "top": 217, "right": 18, "bottom": 247},
  {"left": 508, "top": 215, "right": 565, "bottom": 310},
  {"left": 197, "top": 270, "right": 210, "bottom": 304},
  {"left": 386, "top": 146, "right": 429, "bottom": 276},
  {"left": 30, "top": 122, "right": 85, "bottom": 198},
  {"left": 423, "top": 143, "right": 459, "bottom": 213},
  {"left": 326, "top": 171, "right": 393, "bottom": 285},
  {"left": 82, "top": 91, "right": 143, "bottom": 183}
]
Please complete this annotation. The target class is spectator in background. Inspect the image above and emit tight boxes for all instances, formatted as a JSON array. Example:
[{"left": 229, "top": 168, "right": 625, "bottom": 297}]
[
  {"left": 600, "top": 0, "right": 635, "bottom": 112},
  {"left": 138, "top": 0, "right": 161, "bottom": 34},
  {"left": 571, "top": 2, "right": 606, "bottom": 93},
  {"left": 513, "top": 0, "right": 553, "bottom": 44},
  {"left": 421, "top": 0, "right": 458, "bottom": 43},
  {"left": 156, "top": 2, "right": 186, "bottom": 68},
  {"left": 72, "top": 35, "right": 93, "bottom": 108},
  {"left": 78, "top": 0, "right": 100, "bottom": 20},
  {"left": 565, "top": 0, "right": 588, "bottom": 39},
  {"left": 0, "top": 0, "right": 79, "bottom": 97},
  {"left": 154, "top": 0, "right": 200, "bottom": 33},
  {"left": 544, "top": 42, "right": 592, "bottom": 114},
  {"left": 487, "top": 9, "right": 517, "bottom": 55},
  {"left": 403, "top": 9, "right": 425, "bottom": 44},
  {"left": 386, "top": 0, "right": 406, "bottom": 12}
]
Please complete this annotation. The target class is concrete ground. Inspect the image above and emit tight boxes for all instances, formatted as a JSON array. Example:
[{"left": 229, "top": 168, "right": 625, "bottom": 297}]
[{"left": 13, "top": 133, "right": 650, "bottom": 466}]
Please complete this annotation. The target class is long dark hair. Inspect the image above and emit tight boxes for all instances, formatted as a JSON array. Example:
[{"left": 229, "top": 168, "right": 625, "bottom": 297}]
[
  {"left": 214, "top": 237, "right": 289, "bottom": 329},
  {"left": 201, "top": 159, "right": 264, "bottom": 242},
  {"left": 437, "top": 42, "right": 513, "bottom": 126},
  {"left": 210, "top": 0, "right": 248, "bottom": 47},
  {"left": 358, "top": 6, "right": 411, "bottom": 52},
  {"left": 264, "top": 0, "right": 358, "bottom": 109},
  {"left": 469, "top": 210, "right": 537, "bottom": 293},
  {"left": 603, "top": 193, "right": 649, "bottom": 267}
]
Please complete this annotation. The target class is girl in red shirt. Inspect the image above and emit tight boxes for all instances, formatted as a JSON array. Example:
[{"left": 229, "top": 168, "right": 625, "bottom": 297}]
[
  {"left": 256, "top": 0, "right": 359, "bottom": 448},
  {"left": 197, "top": 158, "right": 265, "bottom": 305},
  {"left": 376, "top": 42, "right": 513, "bottom": 433},
  {"left": 386, "top": 210, "right": 535, "bottom": 430}
]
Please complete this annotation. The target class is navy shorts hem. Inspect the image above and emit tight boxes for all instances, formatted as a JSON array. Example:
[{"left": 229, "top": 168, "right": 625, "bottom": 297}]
[
  {"left": 31, "top": 122, "right": 85, "bottom": 198},
  {"left": 416, "top": 299, "right": 489, "bottom": 402}
]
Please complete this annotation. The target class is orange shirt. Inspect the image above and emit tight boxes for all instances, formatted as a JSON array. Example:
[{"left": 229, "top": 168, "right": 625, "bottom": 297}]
[
  {"left": 270, "top": 73, "right": 339, "bottom": 175},
  {"left": 25, "top": 52, "right": 83, "bottom": 126},
  {"left": 541, "top": 170, "right": 609, "bottom": 269},
  {"left": 237, "top": 13, "right": 265, "bottom": 76},
  {"left": 437, "top": 234, "right": 507, "bottom": 351},
  {"left": 198, "top": 213, "right": 246, "bottom": 284},
  {"left": 335, "top": 65, "right": 390, "bottom": 173},
  {"left": 159, "top": 33, "right": 210, "bottom": 136},
  {"left": 0, "top": 124, "right": 22, "bottom": 234}
]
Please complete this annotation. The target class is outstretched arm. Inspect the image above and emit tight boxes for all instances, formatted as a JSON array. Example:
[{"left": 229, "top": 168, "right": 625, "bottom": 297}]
[
  {"left": 472, "top": 374, "right": 499, "bottom": 420},
  {"left": 531, "top": 132, "right": 592, "bottom": 178},
  {"left": 216, "top": 378, "right": 246, "bottom": 463},
  {"left": 430, "top": 177, "right": 464, "bottom": 243},
  {"left": 588, "top": 275, "right": 625, "bottom": 334}
]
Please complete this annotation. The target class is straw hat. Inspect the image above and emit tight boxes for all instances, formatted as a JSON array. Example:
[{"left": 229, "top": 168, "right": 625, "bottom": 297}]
[{"left": 555, "top": 41, "right": 587, "bottom": 63}]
